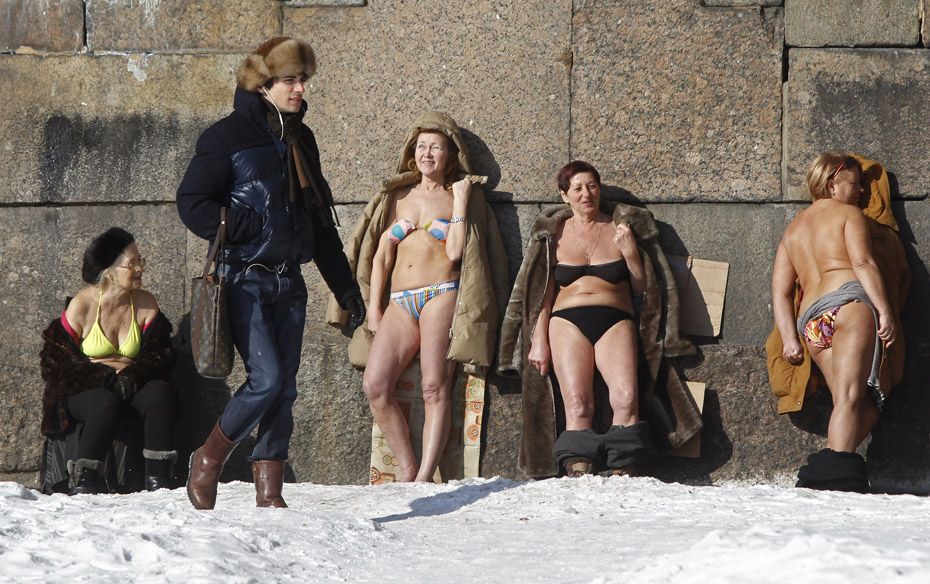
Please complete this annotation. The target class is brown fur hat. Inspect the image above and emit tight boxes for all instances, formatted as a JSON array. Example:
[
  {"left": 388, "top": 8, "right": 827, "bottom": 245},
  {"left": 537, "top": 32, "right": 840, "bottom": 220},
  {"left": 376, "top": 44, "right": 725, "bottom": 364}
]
[{"left": 236, "top": 37, "right": 317, "bottom": 92}]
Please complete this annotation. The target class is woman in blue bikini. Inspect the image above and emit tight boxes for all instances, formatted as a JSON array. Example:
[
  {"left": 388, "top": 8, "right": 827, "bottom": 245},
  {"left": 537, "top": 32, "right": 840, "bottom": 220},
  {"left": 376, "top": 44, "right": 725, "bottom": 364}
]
[
  {"left": 527, "top": 160, "right": 647, "bottom": 476},
  {"left": 363, "top": 119, "right": 475, "bottom": 482}
]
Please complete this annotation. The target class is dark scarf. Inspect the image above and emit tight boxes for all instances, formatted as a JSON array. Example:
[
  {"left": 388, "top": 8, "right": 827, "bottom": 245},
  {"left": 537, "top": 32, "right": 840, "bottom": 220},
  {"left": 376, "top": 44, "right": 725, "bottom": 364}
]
[{"left": 266, "top": 103, "right": 339, "bottom": 229}]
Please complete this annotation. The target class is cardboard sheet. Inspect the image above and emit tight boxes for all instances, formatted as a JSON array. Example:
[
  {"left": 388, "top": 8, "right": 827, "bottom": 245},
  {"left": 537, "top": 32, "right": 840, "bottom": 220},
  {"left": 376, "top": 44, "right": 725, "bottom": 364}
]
[
  {"left": 668, "top": 255, "right": 729, "bottom": 337},
  {"left": 668, "top": 381, "right": 706, "bottom": 458}
]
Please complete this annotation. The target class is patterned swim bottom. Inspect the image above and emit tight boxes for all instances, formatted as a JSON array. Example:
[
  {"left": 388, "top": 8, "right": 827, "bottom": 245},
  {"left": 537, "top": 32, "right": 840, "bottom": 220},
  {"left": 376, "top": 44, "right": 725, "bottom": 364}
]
[
  {"left": 390, "top": 280, "right": 459, "bottom": 321},
  {"left": 802, "top": 303, "right": 850, "bottom": 349}
]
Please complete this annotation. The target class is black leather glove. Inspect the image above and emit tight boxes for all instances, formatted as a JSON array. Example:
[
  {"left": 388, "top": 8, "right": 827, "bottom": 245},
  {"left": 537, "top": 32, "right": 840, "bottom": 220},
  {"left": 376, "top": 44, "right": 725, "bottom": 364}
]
[
  {"left": 108, "top": 372, "right": 137, "bottom": 401},
  {"left": 346, "top": 294, "right": 367, "bottom": 332}
]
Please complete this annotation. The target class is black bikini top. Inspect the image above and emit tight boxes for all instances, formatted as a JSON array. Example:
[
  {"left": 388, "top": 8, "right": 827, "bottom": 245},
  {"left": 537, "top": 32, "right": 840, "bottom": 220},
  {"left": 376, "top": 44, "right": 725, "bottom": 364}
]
[{"left": 554, "top": 258, "right": 630, "bottom": 287}]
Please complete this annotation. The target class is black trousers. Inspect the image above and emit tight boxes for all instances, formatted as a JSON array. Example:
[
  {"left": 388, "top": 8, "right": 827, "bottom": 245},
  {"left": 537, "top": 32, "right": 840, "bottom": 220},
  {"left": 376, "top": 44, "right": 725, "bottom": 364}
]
[{"left": 66, "top": 380, "right": 175, "bottom": 461}]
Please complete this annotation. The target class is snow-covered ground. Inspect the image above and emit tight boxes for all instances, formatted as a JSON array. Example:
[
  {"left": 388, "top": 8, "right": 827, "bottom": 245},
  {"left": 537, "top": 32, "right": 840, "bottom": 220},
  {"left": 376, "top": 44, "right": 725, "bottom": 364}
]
[{"left": 2, "top": 476, "right": 929, "bottom": 583}]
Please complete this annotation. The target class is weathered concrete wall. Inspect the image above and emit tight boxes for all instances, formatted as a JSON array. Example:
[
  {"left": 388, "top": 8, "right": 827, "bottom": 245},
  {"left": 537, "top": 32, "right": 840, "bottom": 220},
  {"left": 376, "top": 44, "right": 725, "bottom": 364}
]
[{"left": 2, "top": 0, "right": 930, "bottom": 492}]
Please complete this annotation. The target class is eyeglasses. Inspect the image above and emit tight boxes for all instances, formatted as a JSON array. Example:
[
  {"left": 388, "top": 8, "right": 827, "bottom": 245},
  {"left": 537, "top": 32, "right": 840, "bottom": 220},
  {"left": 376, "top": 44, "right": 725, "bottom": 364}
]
[
  {"left": 829, "top": 157, "right": 856, "bottom": 182},
  {"left": 116, "top": 258, "right": 146, "bottom": 272}
]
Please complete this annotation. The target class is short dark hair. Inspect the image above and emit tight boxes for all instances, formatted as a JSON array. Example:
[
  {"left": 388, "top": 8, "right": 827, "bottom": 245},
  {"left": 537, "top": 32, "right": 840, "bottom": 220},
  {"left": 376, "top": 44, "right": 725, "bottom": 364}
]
[{"left": 557, "top": 160, "right": 601, "bottom": 192}]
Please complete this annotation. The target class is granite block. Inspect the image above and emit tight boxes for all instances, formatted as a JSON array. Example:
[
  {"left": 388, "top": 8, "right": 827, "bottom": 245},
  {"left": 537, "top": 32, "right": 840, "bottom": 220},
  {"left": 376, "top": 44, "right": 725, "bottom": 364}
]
[
  {"left": 0, "top": 53, "right": 239, "bottom": 204},
  {"left": 890, "top": 201, "right": 930, "bottom": 352},
  {"left": 571, "top": 1, "right": 784, "bottom": 202},
  {"left": 785, "top": 0, "right": 920, "bottom": 47},
  {"left": 647, "top": 202, "right": 790, "bottom": 345},
  {"left": 0, "top": 0, "right": 84, "bottom": 53},
  {"left": 282, "top": 0, "right": 571, "bottom": 204},
  {"left": 86, "top": 0, "right": 280, "bottom": 52},
  {"left": 0, "top": 364, "right": 45, "bottom": 477},
  {"left": 784, "top": 49, "right": 930, "bottom": 200},
  {"left": 654, "top": 345, "right": 824, "bottom": 485}
]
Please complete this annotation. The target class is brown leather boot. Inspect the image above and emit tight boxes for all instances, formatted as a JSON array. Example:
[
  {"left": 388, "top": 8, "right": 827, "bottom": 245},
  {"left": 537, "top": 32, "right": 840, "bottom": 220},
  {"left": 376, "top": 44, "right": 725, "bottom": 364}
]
[
  {"left": 252, "top": 460, "right": 288, "bottom": 508},
  {"left": 186, "top": 422, "right": 236, "bottom": 510}
]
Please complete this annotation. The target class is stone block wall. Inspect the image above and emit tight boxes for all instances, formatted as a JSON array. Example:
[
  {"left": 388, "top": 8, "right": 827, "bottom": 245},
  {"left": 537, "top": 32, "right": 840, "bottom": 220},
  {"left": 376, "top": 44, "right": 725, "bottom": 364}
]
[{"left": 2, "top": 0, "right": 929, "bottom": 492}]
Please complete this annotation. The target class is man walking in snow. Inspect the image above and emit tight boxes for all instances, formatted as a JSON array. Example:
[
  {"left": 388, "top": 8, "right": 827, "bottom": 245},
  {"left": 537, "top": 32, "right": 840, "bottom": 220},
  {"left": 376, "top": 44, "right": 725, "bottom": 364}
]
[{"left": 176, "top": 36, "right": 365, "bottom": 509}]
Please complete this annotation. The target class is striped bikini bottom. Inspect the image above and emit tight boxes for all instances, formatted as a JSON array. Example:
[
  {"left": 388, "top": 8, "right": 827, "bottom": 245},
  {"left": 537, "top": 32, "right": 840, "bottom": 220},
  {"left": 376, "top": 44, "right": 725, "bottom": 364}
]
[{"left": 390, "top": 280, "right": 459, "bottom": 321}]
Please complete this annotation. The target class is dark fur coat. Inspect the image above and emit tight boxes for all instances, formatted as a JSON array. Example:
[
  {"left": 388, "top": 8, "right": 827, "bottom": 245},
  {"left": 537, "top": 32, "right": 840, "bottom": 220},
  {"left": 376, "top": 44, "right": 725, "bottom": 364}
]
[
  {"left": 497, "top": 201, "right": 703, "bottom": 478},
  {"left": 39, "top": 310, "right": 175, "bottom": 436}
]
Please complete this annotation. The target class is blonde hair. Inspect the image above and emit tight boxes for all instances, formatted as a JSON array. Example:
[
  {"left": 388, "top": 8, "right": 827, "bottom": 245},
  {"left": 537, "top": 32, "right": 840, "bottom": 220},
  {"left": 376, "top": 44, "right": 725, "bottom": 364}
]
[
  {"left": 405, "top": 131, "right": 461, "bottom": 188},
  {"left": 806, "top": 152, "right": 862, "bottom": 201}
]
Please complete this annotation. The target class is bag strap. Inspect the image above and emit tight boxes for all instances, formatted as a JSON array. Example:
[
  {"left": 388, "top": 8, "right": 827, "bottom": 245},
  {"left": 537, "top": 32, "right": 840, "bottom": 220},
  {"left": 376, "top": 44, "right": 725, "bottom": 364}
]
[{"left": 200, "top": 207, "right": 227, "bottom": 278}]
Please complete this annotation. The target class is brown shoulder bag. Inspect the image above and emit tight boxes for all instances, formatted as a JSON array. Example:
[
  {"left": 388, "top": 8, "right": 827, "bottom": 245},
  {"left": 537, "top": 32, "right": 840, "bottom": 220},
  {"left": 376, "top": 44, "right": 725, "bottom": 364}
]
[{"left": 190, "top": 207, "right": 234, "bottom": 378}]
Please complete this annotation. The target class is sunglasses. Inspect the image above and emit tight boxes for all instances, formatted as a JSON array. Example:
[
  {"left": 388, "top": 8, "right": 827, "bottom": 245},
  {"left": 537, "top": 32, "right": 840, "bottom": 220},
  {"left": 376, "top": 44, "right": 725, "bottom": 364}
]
[{"left": 829, "top": 157, "right": 857, "bottom": 182}]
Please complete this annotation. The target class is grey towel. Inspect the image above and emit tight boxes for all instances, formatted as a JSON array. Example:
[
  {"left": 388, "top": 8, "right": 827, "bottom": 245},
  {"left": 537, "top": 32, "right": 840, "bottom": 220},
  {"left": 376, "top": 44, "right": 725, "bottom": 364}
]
[{"left": 796, "top": 281, "right": 883, "bottom": 406}]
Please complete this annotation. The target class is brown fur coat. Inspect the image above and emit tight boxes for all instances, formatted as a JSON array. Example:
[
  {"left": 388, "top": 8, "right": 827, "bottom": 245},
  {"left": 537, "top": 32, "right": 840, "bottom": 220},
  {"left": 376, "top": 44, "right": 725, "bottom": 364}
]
[
  {"left": 39, "top": 310, "right": 175, "bottom": 436},
  {"left": 497, "top": 201, "right": 702, "bottom": 478}
]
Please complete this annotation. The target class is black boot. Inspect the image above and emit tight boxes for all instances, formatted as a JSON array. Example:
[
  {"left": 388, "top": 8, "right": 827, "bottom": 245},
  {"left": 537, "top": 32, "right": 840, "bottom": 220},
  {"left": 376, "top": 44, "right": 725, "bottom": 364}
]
[
  {"left": 68, "top": 459, "right": 106, "bottom": 495},
  {"left": 796, "top": 449, "right": 869, "bottom": 493},
  {"left": 143, "top": 449, "right": 178, "bottom": 491}
]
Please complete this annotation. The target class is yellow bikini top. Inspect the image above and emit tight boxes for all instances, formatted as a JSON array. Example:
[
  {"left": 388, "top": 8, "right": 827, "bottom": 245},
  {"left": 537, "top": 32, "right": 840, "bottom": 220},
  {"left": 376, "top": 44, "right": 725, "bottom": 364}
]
[{"left": 81, "top": 289, "right": 142, "bottom": 359}]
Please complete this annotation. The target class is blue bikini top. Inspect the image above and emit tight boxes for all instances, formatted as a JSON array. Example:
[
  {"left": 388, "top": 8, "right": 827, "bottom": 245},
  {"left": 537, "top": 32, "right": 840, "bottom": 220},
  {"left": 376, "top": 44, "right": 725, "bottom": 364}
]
[{"left": 388, "top": 218, "right": 451, "bottom": 244}]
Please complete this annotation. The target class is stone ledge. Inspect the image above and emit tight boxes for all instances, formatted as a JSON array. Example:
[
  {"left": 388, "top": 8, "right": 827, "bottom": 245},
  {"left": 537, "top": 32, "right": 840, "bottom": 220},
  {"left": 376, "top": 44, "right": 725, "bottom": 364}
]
[
  {"left": 704, "top": 1, "right": 783, "bottom": 5},
  {"left": 283, "top": 0, "right": 366, "bottom": 5}
]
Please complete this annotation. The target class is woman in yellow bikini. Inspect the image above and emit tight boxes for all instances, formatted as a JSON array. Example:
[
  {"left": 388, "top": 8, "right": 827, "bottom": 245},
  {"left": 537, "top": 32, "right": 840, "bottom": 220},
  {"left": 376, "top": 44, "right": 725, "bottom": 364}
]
[
  {"left": 772, "top": 152, "right": 895, "bottom": 492},
  {"left": 40, "top": 228, "right": 176, "bottom": 494}
]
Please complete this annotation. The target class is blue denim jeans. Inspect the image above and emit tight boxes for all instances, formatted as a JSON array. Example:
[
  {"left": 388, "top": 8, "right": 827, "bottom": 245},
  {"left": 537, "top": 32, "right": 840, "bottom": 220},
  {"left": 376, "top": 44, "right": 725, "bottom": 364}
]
[{"left": 218, "top": 264, "right": 306, "bottom": 460}]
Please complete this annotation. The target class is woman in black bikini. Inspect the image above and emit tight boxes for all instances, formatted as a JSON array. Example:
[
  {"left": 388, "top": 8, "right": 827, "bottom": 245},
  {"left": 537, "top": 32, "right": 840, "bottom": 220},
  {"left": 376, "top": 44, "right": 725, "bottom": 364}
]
[{"left": 528, "top": 160, "right": 646, "bottom": 476}]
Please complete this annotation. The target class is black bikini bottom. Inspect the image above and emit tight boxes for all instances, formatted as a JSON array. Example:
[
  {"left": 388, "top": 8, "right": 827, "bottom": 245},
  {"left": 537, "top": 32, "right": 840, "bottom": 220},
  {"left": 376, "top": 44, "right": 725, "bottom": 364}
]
[{"left": 550, "top": 306, "right": 633, "bottom": 345}]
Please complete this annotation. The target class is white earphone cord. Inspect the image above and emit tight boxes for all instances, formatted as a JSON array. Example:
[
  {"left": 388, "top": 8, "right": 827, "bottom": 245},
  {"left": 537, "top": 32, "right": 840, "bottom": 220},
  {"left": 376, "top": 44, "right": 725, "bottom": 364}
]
[{"left": 262, "top": 88, "right": 285, "bottom": 141}]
